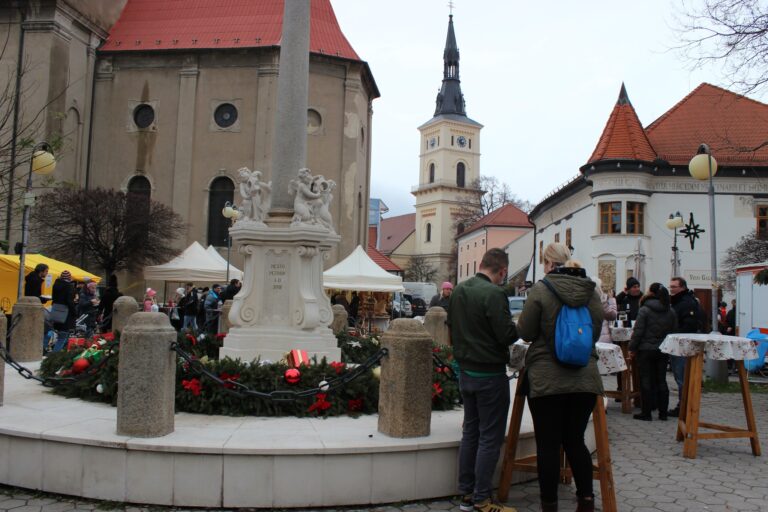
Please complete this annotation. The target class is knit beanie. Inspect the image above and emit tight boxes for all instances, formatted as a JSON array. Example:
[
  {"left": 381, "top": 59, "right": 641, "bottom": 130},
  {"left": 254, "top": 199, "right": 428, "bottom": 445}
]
[{"left": 626, "top": 277, "right": 640, "bottom": 289}]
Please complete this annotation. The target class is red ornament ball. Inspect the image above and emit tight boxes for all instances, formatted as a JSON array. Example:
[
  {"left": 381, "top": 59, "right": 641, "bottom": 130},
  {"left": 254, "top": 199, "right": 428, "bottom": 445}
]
[
  {"left": 284, "top": 368, "right": 301, "bottom": 385},
  {"left": 71, "top": 358, "right": 90, "bottom": 374}
]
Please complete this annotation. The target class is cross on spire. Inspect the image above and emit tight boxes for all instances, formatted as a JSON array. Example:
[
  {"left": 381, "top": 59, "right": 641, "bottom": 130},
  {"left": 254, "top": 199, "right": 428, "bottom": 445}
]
[{"left": 448, "top": 0, "right": 455, "bottom": 15}]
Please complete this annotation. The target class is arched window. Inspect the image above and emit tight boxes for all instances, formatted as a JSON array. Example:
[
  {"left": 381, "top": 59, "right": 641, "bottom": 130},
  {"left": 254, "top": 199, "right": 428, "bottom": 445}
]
[
  {"left": 457, "top": 162, "right": 466, "bottom": 188},
  {"left": 429, "top": 163, "right": 435, "bottom": 183},
  {"left": 426, "top": 223, "right": 432, "bottom": 242},
  {"left": 207, "top": 176, "right": 235, "bottom": 247},
  {"left": 127, "top": 175, "right": 151, "bottom": 199}
]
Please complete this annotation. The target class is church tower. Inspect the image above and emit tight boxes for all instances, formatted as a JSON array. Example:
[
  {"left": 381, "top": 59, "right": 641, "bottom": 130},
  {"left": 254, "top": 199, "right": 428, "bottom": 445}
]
[{"left": 412, "top": 14, "right": 483, "bottom": 283}]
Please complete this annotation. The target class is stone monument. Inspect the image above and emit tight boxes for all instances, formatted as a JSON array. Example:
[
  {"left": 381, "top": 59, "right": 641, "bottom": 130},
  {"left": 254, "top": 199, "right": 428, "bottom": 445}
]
[{"left": 220, "top": 0, "right": 341, "bottom": 363}]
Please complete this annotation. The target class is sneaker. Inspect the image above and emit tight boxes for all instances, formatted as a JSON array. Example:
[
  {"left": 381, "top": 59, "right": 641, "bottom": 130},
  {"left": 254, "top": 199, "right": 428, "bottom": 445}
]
[
  {"left": 459, "top": 494, "right": 474, "bottom": 512},
  {"left": 473, "top": 498, "right": 518, "bottom": 512}
]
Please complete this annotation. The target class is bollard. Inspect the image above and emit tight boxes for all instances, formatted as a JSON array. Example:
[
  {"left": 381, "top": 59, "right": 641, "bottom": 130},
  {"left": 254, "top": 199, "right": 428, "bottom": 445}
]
[
  {"left": 331, "top": 304, "right": 349, "bottom": 335},
  {"left": 0, "top": 315, "right": 6, "bottom": 406},
  {"left": 423, "top": 306, "right": 449, "bottom": 346},
  {"left": 10, "top": 297, "right": 44, "bottom": 362},
  {"left": 220, "top": 300, "right": 233, "bottom": 334},
  {"left": 117, "top": 313, "right": 177, "bottom": 437},
  {"left": 377, "top": 318, "right": 433, "bottom": 438},
  {"left": 112, "top": 295, "right": 139, "bottom": 335}
]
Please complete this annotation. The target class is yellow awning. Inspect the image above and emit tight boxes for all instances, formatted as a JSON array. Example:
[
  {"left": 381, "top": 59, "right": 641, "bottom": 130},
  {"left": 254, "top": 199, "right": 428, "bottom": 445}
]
[{"left": 0, "top": 254, "right": 101, "bottom": 313}]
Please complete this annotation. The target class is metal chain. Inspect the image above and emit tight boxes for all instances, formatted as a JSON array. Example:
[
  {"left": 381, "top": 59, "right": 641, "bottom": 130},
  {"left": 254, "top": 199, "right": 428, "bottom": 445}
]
[
  {"left": 432, "top": 352, "right": 458, "bottom": 381},
  {"left": 171, "top": 342, "right": 389, "bottom": 402}
]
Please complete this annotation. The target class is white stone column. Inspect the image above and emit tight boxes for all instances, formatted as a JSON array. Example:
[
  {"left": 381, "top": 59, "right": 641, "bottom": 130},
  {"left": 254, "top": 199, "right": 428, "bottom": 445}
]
[{"left": 172, "top": 55, "right": 199, "bottom": 219}]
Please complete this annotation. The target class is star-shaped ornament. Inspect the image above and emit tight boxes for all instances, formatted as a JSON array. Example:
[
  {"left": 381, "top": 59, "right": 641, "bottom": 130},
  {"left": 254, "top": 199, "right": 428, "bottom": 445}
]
[{"left": 680, "top": 213, "right": 705, "bottom": 250}]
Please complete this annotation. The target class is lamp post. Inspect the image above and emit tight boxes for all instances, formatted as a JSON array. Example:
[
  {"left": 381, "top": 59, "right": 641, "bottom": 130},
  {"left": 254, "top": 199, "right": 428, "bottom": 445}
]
[
  {"left": 666, "top": 211, "right": 684, "bottom": 278},
  {"left": 16, "top": 143, "right": 56, "bottom": 299},
  {"left": 689, "top": 143, "right": 727, "bottom": 383},
  {"left": 221, "top": 202, "right": 239, "bottom": 282}
]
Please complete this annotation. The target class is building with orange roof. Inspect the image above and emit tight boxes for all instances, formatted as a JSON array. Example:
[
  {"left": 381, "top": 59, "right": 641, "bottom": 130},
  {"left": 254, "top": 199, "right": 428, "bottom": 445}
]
[{"left": 529, "top": 83, "right": 768, "bottom": 316}]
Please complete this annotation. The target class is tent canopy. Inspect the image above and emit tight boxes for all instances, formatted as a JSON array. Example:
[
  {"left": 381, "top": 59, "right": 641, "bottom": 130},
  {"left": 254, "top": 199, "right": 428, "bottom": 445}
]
[
  {"left": 323, "top": 245, "right": 404, "bottom": 292},
  {"left": 144, "top": 241, "right": 243, "bottom": 282},
  {"left": 206, "top": 245, "right": 243, "bottom": 280},
  {"left": 0, "top": 254, "right": 101, "bottom": 312}
]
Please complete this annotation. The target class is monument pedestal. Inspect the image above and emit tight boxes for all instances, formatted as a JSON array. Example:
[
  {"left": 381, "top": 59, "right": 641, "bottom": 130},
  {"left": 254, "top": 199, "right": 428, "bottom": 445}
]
[{"left": 220, "top": 220, "right": 341, "bottom": 363}]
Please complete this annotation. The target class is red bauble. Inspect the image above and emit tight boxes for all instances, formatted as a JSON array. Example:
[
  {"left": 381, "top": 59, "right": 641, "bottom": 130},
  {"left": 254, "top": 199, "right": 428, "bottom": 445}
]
[
  {"left": 284, "top": 368, "right": 301, "bottom": 385},
  {"left": 71, "top": 358, "right": 90, "bottom": 374}
]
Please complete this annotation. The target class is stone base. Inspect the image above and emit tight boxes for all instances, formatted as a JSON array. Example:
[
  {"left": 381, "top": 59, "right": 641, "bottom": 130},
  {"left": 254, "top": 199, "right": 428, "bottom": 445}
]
[{"left": 219, "top": 325, "right": 340, "bottom": 363}]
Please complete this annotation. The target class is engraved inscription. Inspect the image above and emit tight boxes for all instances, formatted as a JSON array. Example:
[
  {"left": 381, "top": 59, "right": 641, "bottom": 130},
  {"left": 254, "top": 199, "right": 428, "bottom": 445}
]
[{"left": 263, "top": 253, "right": 290, "bottom": 324}]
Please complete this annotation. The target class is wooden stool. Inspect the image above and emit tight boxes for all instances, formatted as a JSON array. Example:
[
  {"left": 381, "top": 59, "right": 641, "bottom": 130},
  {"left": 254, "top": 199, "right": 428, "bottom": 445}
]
[
  {"left": 497, "top": 369, "right": 617, "bottom": 512},
  {"left": 675, "top": 354, "right": 761, "bottom": 459},
  {"left": 604, "top": 341, "right": 641, "bottom": 413}
]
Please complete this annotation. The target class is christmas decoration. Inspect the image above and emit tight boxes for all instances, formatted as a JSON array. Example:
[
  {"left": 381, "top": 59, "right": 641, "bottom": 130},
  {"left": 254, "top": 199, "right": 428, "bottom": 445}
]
[
  {"left": 66, "top": 338, "right": 87, "bottom": 351},
  {"left": 681, "top": 212, "right": 705, "bottom": 250},
  {"left": 329, "top": 361, "right": 346, "bottom": 375},
  {"left": 348, "top": 398, "right": 363, "bottom": 412},
  {"left": 71, "top": 358, "right": 90, "bottom": 374},
  {"left": 220, "top": 372, "right": 240, "bottom": 389},
  {"left": 287, "top": 349, "right": 310, "bottom": 367},
  {"left": 96, "top": 384, "right": 104, "bottom": 394},
  {"left": 318, "top": 379, "right": 330, "bottom": 392},
  {"left": 182, "top": 378, "right": 202, "bottom": 396},
  {"left": 284, "top": 368, "right": 301, "bottom": 384},
  {"left": 308, "top": 393, "right": 331, "bottom": 413}
]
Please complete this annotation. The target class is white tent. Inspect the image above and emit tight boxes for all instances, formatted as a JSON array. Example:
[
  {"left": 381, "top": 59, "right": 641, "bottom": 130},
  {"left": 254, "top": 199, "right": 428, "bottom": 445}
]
[
  {"left": 206, "top": 245, "right": 243, "bottom": 279},
  {"left": 144, "top": 241, "right": 243, "bottom": 282},
  {"left": 323, "top": 245, "right": 404, "bottom": 292}
]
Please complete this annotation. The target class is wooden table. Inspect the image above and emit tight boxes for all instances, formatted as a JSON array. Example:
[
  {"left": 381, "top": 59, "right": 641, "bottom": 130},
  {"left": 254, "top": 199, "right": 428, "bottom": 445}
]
[
  {"left": 499, "top": 341, "right": 623, "bottom": 511},
  {"left": 660, "top": 333, "right": 762, "bottom": 459},
  {"left": 604, "top": 327, "right": 641, "bottom": 414}
]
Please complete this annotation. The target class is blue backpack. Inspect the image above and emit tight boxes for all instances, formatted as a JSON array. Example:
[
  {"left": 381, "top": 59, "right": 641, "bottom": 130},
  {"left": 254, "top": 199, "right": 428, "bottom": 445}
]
[{"left": 541, "top": 279, "right": 594, "bottom": 368}]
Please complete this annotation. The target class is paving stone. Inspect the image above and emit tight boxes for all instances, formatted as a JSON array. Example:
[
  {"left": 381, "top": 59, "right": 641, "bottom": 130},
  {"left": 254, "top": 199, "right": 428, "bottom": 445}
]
[{"left": 0, "top": 500, "right": 27, "bottom": 510}]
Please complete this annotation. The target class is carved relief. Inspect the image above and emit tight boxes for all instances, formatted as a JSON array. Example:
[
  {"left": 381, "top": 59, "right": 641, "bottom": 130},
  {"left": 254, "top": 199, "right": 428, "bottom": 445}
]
[{"left": 598, "top": 260, "right": 616, "bottom": 292}]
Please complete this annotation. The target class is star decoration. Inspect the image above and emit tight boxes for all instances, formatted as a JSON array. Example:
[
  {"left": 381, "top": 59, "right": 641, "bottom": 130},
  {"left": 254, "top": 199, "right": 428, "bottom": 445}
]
[
  {"left": 680, "top": 213, "right": 705, "bottom": 250},
  {"left": 346, "top": 340, "right": 362, "bottom": 348}
]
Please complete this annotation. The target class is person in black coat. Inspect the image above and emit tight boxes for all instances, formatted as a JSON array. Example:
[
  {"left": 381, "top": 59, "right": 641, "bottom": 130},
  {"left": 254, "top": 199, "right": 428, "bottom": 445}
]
[
  {"left": 51, "top": 270, "right": 76, "bottom": 352},
  {"left": 24, "top": 263, "right": 49, "bottom": 303},
  {"left": 668, "top": 277, "right": 706, "bottom": 416},
  {"left": 629, "top": 283, "right": 678, "bottom": 421},
  {"left": 98, "top": 275, "right": 122, "bottom": 330},
  {"left": 615, "top": 277, "right": 642, "bottom": 322}
]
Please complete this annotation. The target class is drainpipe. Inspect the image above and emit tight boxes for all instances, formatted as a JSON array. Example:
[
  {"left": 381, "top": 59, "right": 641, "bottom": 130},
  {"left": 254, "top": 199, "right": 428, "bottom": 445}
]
[
  {"left": 529, "top": 214, "right": 537, "bottom": 283},
  {"left": 4, "top": 6, "right": 26, "bottom": 251}
]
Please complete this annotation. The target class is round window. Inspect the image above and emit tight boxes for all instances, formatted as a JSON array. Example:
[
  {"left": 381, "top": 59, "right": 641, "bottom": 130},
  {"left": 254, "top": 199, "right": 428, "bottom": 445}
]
[
  {"left": 214, "top": 103, "right": 238, "bottom": 128},
  {"left": 133, "top": 104, "right": 155, "bottom": 129}
]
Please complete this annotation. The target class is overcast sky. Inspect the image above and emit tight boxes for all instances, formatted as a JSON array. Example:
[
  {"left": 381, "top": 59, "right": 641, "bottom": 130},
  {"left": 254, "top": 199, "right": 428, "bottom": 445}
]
[{"left": 332, "top": 0, "right": 762, "bottom": 217}]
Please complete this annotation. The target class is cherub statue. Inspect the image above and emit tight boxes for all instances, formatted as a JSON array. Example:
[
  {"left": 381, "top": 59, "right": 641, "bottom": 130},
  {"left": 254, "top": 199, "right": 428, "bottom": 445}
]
[
  {"left": 311, "top": 175, "right": 336, "bottom": 233},
  {"left": 289, "top": 168, "right": 321, "bottom": 226},
  {"left": 237, "top": 167, "right": 272, "bottom": 223}
]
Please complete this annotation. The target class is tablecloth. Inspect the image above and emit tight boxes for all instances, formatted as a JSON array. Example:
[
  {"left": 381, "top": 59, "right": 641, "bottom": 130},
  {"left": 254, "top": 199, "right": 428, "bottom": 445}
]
[
  {"left": 509, "top": 340, "right": 627, "bottom": 375},
  {"left": 660, "top": 333, "right": 759, "bottom": 360},
  {"left": 609, "top": 326, "right": 633, "bottom": 342}
]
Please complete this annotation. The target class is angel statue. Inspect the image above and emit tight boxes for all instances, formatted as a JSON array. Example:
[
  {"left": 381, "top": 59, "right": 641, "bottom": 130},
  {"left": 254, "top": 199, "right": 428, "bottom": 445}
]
[
  {"left": 311, "top": 175, "right": 336, "bottom": 233},
  {"left": 289, "top": 168, "right": 321, "bottom": 226},
  {"left": 237, "top": 167, "right": 272, "bottom": 224}
]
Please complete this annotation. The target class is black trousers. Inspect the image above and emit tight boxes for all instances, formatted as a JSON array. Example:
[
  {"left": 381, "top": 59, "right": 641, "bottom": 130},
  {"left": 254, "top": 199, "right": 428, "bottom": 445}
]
[
  {"left": 528, "top": 392, "right": 597, "bottom": 503},
  {"left": 635, "top": 350, "right": 669, "bottom": 417}
]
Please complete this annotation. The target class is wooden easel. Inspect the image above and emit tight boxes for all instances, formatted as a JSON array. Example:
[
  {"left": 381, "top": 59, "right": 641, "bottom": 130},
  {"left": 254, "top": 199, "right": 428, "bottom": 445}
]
[
  {"left": 675, "top": 354, "right": 761, "bottom": 459},
  {"left": 603, "top": 340, "right": 641, "bottom": 414},
  {"left": 497, "top": 369, "right": 617, "bottom": 512}
]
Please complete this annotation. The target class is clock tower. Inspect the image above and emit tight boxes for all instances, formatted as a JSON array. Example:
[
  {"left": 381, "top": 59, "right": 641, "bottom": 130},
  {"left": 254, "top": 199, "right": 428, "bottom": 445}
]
[{"left": 413, "top": 14, "right": 483, "bottom": 283}]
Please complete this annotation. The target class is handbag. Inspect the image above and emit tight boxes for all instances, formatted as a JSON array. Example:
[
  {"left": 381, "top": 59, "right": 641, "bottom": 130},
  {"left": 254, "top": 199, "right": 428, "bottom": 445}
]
[{"left": 49, "top": 303, "right": 69, "bottom": 324}]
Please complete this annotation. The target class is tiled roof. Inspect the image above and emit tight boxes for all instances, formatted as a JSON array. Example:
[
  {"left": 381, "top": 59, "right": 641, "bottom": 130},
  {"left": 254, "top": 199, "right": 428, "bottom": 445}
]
[
  {"left": 462, "top": 203, "right": 532, "bottom": 238},
  {"left": 646, "top": 83, "right": 768, "bottom": 166},
  {"left": 378, "top": 213, "right": 415, "bottom": 254},
  {"left": 366, "top": 245, "right": 402, "bottom": 273},
  {"left": 100, "top": 0, "right": 360, "bottom": 60},
  {"left": 588, "top": 84, "right": 656, "bottom": 164}
]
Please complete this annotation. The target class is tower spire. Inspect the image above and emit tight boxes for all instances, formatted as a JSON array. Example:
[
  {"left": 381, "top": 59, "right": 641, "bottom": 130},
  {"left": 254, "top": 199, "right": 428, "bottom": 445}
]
[{"left": 434, "top": 14, "right": 466, "bottom": 116}]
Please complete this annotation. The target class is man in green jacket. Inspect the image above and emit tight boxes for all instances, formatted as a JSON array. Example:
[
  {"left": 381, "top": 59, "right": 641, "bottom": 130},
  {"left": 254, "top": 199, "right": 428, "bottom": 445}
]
[{"left": 448, "top": 248, "right": 518, "bottom": 512}]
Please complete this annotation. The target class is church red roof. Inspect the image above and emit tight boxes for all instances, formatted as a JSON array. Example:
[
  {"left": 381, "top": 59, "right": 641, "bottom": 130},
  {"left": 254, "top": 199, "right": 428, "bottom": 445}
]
[
  {"left": 461, "top": 203, "right": 532, "bottom": 238},
  {"left": 379, "top": 213, "right": 416, "bottom": 254},
  {"left": 101, "top": 0, "right": 360, "bottom": 60},
  {"left": 366, "top": 245, "right": 402, "bottom": 273},
  {"left": 646, "top": 83, "right": 768, "bottom": 166},
  {"left": 588, "top": 84, "right": 656, "bottom": 164}
]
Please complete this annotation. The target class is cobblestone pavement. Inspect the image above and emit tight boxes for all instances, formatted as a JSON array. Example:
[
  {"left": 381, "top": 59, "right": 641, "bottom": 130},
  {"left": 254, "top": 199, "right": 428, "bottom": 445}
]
[{"left": 2, "top": 382, "right": 767, "bottom": 512}]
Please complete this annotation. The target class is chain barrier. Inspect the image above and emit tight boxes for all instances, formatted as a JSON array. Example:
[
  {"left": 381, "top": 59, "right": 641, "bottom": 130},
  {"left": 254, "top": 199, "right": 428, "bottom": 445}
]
[
  {"left": 5, "top": 314, "right": 21, "bottom": 343},
  {"left": 432, "top": 352, "right": 458, "bottom": 381},
  {"left": 171, "top": 342, "right": 389, "bottom": 402}
]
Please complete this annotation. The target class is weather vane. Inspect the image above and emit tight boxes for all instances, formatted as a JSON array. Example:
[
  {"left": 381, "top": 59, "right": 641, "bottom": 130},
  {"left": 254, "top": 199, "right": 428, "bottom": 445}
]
[
  {"left": 448, "top": 0, "right": 455, "bottom": 15},
  {"left": 680, "top": 212, "right": 705, "bottom": 250}
]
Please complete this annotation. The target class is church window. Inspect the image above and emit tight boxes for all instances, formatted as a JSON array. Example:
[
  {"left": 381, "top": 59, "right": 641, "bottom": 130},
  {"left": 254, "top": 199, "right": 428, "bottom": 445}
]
[
  {"left": 426, "top": 223, "right": 432, "bottom": 242},
  {"left": 554, "top": 233, "right": 560, "bottom": 243},
  {"left": 758, "top": 206, "right": 768, "bottom": 238},
  {"left": 429, "top": 163, "right": 435, "bottom": 183},
  {"left": 457, "top": 222, "right": 465, "bottom": 235},
  {"left": 214, "top": 103, "right": 238, "bottom": 128},
  {"left": 473, "top": 261, "right": 477, "bottom": 274},
  {"left": 539, "top": 240, "right": 543, "bottom": 263},
  {"left": 626, "top": 202, "right": 645, "bottom": 235},
  {"left": 127, "top": 175, "right": 151, "bottom": 199},
  {"left": 451, "top": 136, "right": 454, "bottom": 146},
  {"left": 457, "top": 162, "right": 466, "bottom": 188},
  {"left": 599, "top": 202, "right": 622, "bottom": 234},
  {"left": 207, "top": 176, "right": 235, "bottom": 247},
  {"left": 566, "top": 228, "right": 572, "bottom": 248},
  {"left": 469, "top": 138, "right": 472, "bottom": 149},
  {"left": 133, "top": 104, "right": 155, "bottom": 129},
  {"left": 481, "top": 238, "right": 485, "bottom": 245}
]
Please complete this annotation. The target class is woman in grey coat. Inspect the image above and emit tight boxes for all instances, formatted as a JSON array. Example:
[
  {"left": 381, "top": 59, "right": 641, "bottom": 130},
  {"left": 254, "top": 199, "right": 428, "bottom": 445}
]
[{"left": 629, "top": 283, "right": 677, "bottom": 421}]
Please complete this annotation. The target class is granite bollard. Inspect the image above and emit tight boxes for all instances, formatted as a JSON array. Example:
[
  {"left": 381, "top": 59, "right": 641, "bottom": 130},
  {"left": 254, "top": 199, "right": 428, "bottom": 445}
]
[
  {"left": 423, "top": 306, "right": 449, "bottom": 346},
  {"left": 377, "top": 318, "right": 433, "bottom": 438},
  {"left": 0, "top": 315, "right": 6, "bottom": 406},
  {"left": 331, "top": 304, "right": 348, "bottom": 335},
  {"left": 219, "top": 300, "right": 233, "bottom": 334},
  {"left": 112, "top": 295, "right": 139, "bottom": 335},
  {"left": 10, "top": 297, "right": 44, "bottom": 362},
  {"left": 117, "top": 313, "right": 177, "bottom": 437}
]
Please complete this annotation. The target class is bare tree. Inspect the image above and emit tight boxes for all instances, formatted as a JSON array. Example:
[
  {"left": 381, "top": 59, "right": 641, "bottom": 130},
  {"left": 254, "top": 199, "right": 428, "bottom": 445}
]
[
  {"left": 675, "top": 0, "right": 768, "bottom": 94},
  {"left": 404, "top": 255, "right": 438, "bottom": 283},
  {"left": 30, "top": 187, "right": 186, "bottom": 278},
  {"left": 721, "top": 230, "right": 768, "bottom": 289},
  {"left": 453, "top": 175, "right": 533, "bottom": 230}
]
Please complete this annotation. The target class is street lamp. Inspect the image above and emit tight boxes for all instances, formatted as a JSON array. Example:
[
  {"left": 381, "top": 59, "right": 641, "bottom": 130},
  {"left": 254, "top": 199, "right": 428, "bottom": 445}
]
[
  {"left": 689, "top": 143, "right": 727, "bottom": 383},
  {"left": 16, "top": 143, "right": 56, "bottom": 299},
  {"left": 221, "top": 202, "right": 239, "bottom": 282},
  {"left": 666, "top": 211, "right": 684, "bottom": 278}
]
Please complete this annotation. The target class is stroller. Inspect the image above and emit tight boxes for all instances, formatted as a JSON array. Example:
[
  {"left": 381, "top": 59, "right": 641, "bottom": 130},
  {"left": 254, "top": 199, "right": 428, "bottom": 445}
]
[{"left": 744, "top": 329, "right": 768, "bottom": 379}]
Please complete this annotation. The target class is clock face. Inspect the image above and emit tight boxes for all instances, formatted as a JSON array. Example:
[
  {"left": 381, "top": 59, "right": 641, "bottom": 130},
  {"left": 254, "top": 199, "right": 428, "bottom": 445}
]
[
  {"left": 429, "top": 137, "right": 436, "bottom": 148},
  {"left": 457, "top": 136, "right": 467, "bottom": 147}
]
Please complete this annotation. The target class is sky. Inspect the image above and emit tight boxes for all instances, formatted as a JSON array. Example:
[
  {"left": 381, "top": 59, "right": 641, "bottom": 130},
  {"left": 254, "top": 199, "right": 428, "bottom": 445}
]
[{"left": 331, "top": 0, "right": 763, "bottom": 217}]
